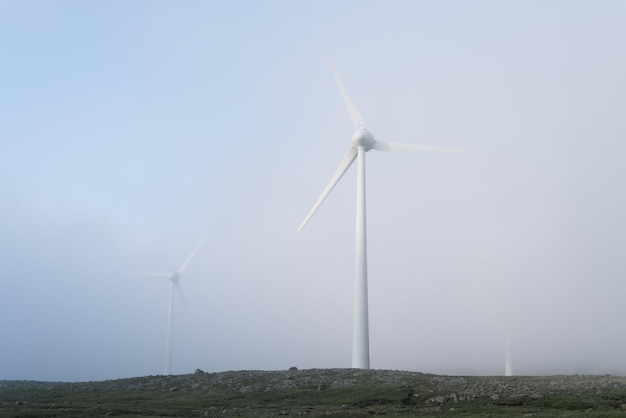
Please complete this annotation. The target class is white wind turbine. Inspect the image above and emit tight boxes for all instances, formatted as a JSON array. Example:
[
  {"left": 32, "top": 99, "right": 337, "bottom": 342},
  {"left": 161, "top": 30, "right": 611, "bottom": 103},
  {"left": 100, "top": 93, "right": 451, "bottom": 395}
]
[
  {"left": 505, "top": 336, "right": 513, "bottom": 376},
  {"left": 504, "top": 304, "right": 514, "bottom": 376},
  {"left": 298, "top": 57, "right": 472, "bottom": 369},
  {"left": 130, "top": 236, "right": 205, "bottom": 375}
]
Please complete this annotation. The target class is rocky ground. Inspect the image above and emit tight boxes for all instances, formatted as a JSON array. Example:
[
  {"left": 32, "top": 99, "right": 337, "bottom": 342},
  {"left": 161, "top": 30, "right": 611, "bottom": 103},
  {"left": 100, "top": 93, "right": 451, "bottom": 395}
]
[{"left": 2, "top": 368, "right": 626, "bottom": 417}]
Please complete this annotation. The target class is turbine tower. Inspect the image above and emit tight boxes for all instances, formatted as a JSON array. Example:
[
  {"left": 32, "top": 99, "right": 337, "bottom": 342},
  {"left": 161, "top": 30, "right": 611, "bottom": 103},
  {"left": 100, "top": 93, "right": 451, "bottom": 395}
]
[
  {"left": 298, "top": 57, "right": 471, "bottom": 369},
  {"left": 504, "top": 314, "right": 513, "bottom": 376},
  {"left": 130, "top": 236, "right": 205, "bottom": 375},
  {"left": 505, "top": 337, "right": 513, "bottom": 376}
]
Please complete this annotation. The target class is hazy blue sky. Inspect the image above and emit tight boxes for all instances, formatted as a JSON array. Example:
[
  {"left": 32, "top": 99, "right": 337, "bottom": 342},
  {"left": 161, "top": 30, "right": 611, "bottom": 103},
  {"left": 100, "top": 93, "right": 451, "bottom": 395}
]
[{"left": 2, "top": 0, "right": 626, "bottom": 381}]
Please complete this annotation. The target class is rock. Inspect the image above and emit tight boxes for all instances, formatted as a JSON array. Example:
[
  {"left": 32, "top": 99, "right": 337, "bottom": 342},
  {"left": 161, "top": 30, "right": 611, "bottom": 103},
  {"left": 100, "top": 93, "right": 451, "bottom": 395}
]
[
  {"left": 618, "top": 403, "right": 626, "bottom": 412},
  {"left": 428, "top": 395, "right": 446, "bottom": 404},
  {"left": 194, "top": 369, "right": 205, "bottom": 375},
  {"left": 289, "top": 366, "right": 298, "bottom": 371}
]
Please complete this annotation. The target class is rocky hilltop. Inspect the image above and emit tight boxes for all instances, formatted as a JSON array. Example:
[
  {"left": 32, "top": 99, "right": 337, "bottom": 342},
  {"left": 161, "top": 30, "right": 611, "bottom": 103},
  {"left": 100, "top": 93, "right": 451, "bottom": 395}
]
[{"left": 2, "top": 368, "right": 626, "bottom": 416}]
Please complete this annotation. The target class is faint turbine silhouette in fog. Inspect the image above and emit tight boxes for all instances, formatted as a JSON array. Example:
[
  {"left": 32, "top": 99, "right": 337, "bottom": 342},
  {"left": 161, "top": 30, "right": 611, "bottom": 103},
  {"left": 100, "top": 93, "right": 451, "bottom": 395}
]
[{"left": 129, "top": 236, "right": 205, "bottom": 374}]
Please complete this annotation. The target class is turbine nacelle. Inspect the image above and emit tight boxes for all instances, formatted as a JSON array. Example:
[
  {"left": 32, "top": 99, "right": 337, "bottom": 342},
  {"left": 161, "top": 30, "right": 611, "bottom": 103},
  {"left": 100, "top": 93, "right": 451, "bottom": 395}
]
[
  {"left": 170, "top": 272, "right": 181, "bottom": 283},
  {"left": 352, "top": 128, "right": 375, "bottom": 151}
]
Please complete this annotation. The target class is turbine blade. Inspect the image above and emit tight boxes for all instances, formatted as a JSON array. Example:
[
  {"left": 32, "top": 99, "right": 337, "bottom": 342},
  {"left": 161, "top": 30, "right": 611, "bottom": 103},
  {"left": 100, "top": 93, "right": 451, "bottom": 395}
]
[
  {"left": 174, "top": 282, "right": 190, "bottom": 314},
  {"left": 298, "top": 147, "right": 358, "bottom": 232},
  {"left": 177, "top": 235, "right": 206, "bottom": 274},
  {"left": 127, "top": 271, "right": 171, "bottom": 278},
  {"left": 325, "top": 52, "right": 364, "bottom": 130},
  {"left": 372, "top": 141, "right": 474, "bottom": 153}
]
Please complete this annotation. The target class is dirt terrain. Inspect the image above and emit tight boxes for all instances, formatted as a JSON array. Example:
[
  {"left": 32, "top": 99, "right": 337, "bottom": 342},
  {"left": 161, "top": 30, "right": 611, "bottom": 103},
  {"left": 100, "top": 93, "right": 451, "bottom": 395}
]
[{"left": 2, "top": 368, "right": 626, "bottom": 417}]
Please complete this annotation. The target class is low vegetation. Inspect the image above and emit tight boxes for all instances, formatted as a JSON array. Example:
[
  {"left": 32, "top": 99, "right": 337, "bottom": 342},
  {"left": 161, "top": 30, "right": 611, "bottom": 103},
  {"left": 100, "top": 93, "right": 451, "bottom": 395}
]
[{"left": 2, "top": 369, "right": 626, "bottom": 417}]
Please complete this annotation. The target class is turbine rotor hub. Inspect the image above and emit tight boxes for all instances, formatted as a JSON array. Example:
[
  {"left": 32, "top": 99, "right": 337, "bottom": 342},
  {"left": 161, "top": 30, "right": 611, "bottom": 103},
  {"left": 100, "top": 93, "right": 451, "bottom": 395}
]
[
  {"left": 352, "top": 128, "right": 375, "bottom": 151},
  {"left": 170, "top": 272, "right": 180, "bottom": 283}
]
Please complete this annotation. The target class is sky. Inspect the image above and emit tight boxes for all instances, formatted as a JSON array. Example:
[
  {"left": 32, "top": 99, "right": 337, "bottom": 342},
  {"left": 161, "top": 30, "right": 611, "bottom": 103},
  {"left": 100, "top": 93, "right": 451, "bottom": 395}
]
[{"left": 1, "top": 0, "right": 626, "bottom": 382}]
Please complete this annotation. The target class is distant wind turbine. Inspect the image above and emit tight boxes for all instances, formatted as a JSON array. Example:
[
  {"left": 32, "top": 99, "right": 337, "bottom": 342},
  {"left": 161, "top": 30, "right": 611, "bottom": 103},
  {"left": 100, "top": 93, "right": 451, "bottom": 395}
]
[
  {"left": 298, "top": 56, "right": 472, "bottom": 369},
  {"left": 505, "top": 337, "right": 513, "bottom": 376},
  {"left": 130, "top": 236, "right": 205, "bottom": 375},
  {"left": 504, "top": 310, "right": 514, "bottom": 376}
]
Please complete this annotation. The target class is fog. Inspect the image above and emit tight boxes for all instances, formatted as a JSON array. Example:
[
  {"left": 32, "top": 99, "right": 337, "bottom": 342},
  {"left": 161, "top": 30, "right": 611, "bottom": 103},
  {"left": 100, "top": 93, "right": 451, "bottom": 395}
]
[{"left": 2, "top": 0, "right": 626, "bottom": 381}]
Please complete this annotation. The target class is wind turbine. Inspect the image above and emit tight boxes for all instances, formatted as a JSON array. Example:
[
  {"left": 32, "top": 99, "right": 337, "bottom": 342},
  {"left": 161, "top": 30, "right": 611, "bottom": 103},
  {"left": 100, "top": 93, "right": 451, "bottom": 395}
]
[
  {"left": 298, "top": 57, "right": 472, "bottom": 369},
  {"left": 504, "top": 303, "right": 514, "bottom": 376},
  {"left": 130, "top": 236, "right": 205, "bottom": 375},
  {"left": 505, "top": 337, "right": 513, "bottom": 376}
]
